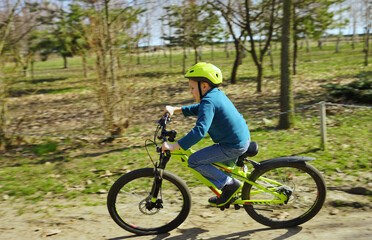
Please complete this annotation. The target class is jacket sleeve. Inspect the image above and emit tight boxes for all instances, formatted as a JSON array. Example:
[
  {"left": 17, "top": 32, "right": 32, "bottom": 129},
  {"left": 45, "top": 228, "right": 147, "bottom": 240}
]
[
  {"left": 181, "top": 103, "right": 200, "bottom": 116},
  {"left": 178, "top": 100, "right": 215, "bottom": 150}
]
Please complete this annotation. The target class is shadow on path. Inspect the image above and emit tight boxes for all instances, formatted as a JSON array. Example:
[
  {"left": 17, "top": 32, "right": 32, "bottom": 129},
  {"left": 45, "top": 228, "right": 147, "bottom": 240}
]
[{"left": 107, "top": 226, "right": 303, "bottom": 240}]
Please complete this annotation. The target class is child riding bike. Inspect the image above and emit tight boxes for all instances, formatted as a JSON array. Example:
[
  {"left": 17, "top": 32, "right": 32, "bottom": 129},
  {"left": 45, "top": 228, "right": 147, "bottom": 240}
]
[{"left": 161, "top": 62, "right": 250, "bottom": 207}]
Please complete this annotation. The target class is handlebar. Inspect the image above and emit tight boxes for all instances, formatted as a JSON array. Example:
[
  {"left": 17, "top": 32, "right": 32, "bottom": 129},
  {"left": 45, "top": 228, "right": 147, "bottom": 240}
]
[
  {"left": 155, "top": 113, "right": 177, "bottom": 169},
  {"left": 157, "top": 113, "right": 177, "bottom": 142}
]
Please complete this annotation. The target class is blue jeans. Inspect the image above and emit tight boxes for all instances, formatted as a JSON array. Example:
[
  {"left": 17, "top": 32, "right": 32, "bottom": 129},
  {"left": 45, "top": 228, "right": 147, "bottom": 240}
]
[{"left": 188, "top": 140, "right": 250, "bottom": 189}]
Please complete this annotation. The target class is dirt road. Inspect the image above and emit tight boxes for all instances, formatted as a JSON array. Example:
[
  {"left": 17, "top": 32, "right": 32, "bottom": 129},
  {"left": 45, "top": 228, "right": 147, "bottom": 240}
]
[{"left": 1, "top": 188, "right": 371, "bottom": 240}]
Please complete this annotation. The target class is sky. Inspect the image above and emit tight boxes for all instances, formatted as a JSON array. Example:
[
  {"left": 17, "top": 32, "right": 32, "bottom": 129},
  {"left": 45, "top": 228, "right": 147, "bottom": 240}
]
[{"left": 8, "top": 0, "right": 369, "bottom": 46}]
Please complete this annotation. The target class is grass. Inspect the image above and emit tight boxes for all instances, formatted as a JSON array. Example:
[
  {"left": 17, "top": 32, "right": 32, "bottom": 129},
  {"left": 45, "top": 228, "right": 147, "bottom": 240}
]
[{"left": 0, "top": 40, "right": 371, "bottom": 205}]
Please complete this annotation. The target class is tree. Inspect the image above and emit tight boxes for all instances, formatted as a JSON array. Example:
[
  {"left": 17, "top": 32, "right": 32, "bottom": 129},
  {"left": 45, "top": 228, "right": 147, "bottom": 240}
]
[
  {"left": 0, "top": 0, "right": 21, "bottom": 55},
  {"left": 331, "top": 1, "right": 349, "bottom": 53},
  {"left": 244, "top": 0, "right": 279, "bottom": 92},
  {"left": 212, "top": 0, "right": 280, "bottom": 92},
  {"left": 210, "top": 0, "right": 247, "bottom": 84},
  {"left": 349, "top": 0, "right": 360, "bottom": 50},
  {"left": 162, "top": 1, "right": 223, "bottom": 66},
  {"left": 292, "top": 0, "right": 339, "bottom": 75},
  {"left": 279, "top": 0, "right": 294, "bottom": 129},
  {"left": 82, "top": 0, "right": 145, "bottom": 137},
  {"left": 160, "top": 6, "right": 184, "bottom": 70},
  {"left": 0, "top": 0, "right": 21, "bottom": 150},
  {"left": 362, "top": 0, "right": 371, "bottom": 66},
  {"left": 30, "top": 3, "right": 77, "bottom": 69},
  {"left": 64, "top": 3, "right": 91, "bottom": 77},
  {"left": 5, "top": 1, "right": 44, "bottom": 78}
]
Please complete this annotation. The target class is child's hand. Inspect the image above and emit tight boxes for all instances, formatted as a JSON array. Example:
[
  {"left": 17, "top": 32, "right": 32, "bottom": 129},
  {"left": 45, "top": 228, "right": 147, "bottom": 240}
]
[
  {"left": 161, "top": 141, "right": 181, "bottom": 152},
  {"left": 163, "top": 106, "right": 181, "bottom": 117}
]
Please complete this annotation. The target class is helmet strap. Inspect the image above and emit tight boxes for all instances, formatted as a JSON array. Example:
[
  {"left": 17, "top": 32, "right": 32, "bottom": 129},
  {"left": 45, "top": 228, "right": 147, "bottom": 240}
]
[{"left": 198, "top": 81, "right": 204, "bottom": 101}]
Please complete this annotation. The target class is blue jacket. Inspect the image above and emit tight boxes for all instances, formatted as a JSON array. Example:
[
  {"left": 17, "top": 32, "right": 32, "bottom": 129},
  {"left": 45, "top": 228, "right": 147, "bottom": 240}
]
[{"left": 178, "top": 88, "right": 250, "bottom": 150}]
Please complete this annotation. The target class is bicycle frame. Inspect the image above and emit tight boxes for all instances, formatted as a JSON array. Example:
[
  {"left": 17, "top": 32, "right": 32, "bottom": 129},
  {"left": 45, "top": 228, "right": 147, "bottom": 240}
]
[
  {"left": 108, "top": 116, "right": 325, "bottom": 234},
  {"left": 167, "top": 142, "right": 288, "bottom": 206}
]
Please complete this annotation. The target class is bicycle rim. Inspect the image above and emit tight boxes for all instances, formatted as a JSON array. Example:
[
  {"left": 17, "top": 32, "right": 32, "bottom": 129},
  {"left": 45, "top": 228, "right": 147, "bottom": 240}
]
[
  {"left": 107, "top": 168, "right": 191, "bottom": 235},
  {"left": 242, "top": 162, "right": 326, "bottom": 228}
]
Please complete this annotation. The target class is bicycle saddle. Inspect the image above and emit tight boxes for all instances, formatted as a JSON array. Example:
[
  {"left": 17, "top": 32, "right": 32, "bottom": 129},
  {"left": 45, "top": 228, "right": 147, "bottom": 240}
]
[{"left": 241, "top": 141, "right": 259, "bottom": 158}]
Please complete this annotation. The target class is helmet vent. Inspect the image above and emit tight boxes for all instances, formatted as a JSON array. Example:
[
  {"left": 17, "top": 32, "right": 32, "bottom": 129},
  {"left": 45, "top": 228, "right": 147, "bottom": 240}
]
[
  {"left": 216, "top": 73, "right": 218, "bottom": 77},
  {"left": 190, "top": 70, "right": 194, "bottom": 73}
]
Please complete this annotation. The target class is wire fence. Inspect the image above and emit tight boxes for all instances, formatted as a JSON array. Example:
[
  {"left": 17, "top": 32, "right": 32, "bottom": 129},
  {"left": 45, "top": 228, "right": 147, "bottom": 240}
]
[{"left": 1, "top": 102, "right": 371, "bottom": 144}]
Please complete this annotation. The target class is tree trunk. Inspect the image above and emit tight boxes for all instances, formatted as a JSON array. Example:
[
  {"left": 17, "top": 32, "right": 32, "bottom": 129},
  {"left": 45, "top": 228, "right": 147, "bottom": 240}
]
[
  {"left": 183, "top": 45, "right": 187, "bottom": 74},
  {"left": 198, "top": 47, "right": 202, "bottom": 62},
  {"left": 364, "top": 1, "right": 371, "bottom": 66},
  {"left": 194, "top": 47, "right": 198, "bottom": 64},
  {"left": 211, "top": 44, "right": 214, "bottom": 60},
  {"left": 352, "top": 19, "right": 357, "bottom": 49},
  {"left": 293, "top": 34, "right": 298, "bottom": 75},
  {"left": 225, "top": 41, "right": 230, "bottom": 58},
  {"left": 305, "top": 34, "right": 310, "bottom": 53},
  {"left": 256, "top": 64, "right": 263, "bottom": 93},
  {"left": 364, "top": 28, "right": 370, "bottom": 66},
  {"left": 0, "top": 82, "right": 9, "bottom": 150},
  {"left": 268, "top": 47, "right": 274, "bottom": 71},
  {"left": 117, "top": 54, "right": 122, "bottom": 72},
  {"left": 231, "top": 41, "right": 241, "bottom": 84},
  {"left": 63, "top": 55, "right": 68, "bottom": 69},
  {"left": 169, "top": 45, "right": 173, "bottom": 67},
  {"left": 82, "top": 53, "right": 88, "bottom": 78},
  {"left": 136, "top": 46, "right": 141, "bottom": 65},
  {"left": 336, "top": 32, "right": 341, "bottom": 53},
  {"left": 279, "top": 0, "right": 294, "bottom": 129},
  {"left": 318, "top": 39, "right": 323, "bottom": 50},
  {"left": 292, "top": 5, "right": 297, "bottom": 75},
  {"left": 31, "top": 60, "right": 34, "bottom": 80}
]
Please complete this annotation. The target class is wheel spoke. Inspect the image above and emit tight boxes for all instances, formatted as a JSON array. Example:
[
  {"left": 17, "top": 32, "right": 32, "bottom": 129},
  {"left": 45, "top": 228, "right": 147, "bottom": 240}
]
[
  {"left": 107, "top": 168, "right": 191, "bottom": 235},
  {"left": 242, "top": 163, "right": 326, "bottom": 228}
]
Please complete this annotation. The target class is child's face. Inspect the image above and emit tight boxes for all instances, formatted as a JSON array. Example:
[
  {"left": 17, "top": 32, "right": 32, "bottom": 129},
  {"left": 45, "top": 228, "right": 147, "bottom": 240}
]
[{"left": 188, "top": 80, "right": 200, "bottom": 102}]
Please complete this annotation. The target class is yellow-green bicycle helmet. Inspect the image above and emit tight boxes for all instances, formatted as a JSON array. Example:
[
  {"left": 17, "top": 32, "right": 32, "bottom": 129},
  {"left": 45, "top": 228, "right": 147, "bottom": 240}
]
[{"left": 184, "top": 62, "right": 223, "bottom": 87}]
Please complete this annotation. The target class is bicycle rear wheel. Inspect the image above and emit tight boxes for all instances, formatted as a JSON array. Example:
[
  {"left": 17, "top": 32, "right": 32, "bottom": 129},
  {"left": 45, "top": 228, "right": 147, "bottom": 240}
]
[
  {"left": 242, "top": 162, "right": 326, "bottom": 228},
  {"left": 107, "top": 168, "right": 191, "bottom": 235}
]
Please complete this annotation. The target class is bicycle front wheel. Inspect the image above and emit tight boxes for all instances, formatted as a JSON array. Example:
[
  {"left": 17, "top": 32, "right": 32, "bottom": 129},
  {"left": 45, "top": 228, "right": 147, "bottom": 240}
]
[
  {"left": 107, "top": 168, "right": 191, "bottom": 235},
  {"left": 242, "top": 162, "right": 326, "bottom": 228}
]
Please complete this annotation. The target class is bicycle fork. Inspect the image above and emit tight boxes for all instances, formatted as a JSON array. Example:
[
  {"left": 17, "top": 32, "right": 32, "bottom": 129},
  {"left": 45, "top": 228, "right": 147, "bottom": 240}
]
[{"left": 146, "top": 167, "right": 165, "bottom": 210}]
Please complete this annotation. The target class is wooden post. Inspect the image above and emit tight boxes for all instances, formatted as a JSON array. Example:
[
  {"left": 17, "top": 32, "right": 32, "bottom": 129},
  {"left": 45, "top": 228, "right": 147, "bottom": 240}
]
[{"left": 319, "top": 102, "right": 327, "bottom": 150}]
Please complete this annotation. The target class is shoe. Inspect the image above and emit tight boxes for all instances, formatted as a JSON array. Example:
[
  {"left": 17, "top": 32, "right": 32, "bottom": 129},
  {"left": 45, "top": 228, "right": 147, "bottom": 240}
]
[
  {"left": 208, "top": 179, "right": 242, "bottom": 207},
  {"left": 208, "top": 196, "right": 218, "bottom": 205}
]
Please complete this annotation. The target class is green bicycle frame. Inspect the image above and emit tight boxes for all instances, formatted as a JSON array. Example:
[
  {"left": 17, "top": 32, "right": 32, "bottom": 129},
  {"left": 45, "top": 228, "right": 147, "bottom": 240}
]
[{"left": 168, "top": 142, "right": 288, "bottom": 205}]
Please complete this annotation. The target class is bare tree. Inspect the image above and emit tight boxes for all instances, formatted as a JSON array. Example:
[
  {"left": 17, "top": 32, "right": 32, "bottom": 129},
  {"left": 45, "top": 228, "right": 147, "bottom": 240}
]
[
  {"left": 0, "top": 0, "right": 21, "bottom": 54},
  {"left": 83, "top": 0, "right": 145, "bottom": 139},
  {"left": 212, "top": 0, "right": 279, "bottom": 92},
  {"left": 349, "top": 0, "right": 360, "bottom": 49},
  {"left": 362, "top": 0, "right": 371, "bottom": 66},
  {"left": 210, "top": 0, "right": 247, "bottom": 84},
  {"left": 0, "top": 0, "right": 21, "bottom": 150}
]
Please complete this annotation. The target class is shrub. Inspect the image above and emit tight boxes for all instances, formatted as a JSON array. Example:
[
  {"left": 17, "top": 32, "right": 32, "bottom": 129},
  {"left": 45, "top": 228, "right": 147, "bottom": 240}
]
[
  {"left": 321, "top": 71, "right": 372, "bottom": 103},
  {"left": 30, "top": 141, "right": 58, "bottom": 155}
]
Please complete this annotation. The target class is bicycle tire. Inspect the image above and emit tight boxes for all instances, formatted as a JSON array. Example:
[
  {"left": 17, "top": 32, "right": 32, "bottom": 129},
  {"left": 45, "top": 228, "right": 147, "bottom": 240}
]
[
  {"left": 107, "top": 168, "right": 192, "bottom": 235},
  {"left": 241, "top": 161, "right": 326, "bottom": 228}
]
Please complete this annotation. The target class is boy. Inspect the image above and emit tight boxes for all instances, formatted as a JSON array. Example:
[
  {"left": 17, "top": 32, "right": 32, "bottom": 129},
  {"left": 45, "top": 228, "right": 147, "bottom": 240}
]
[{"left": 162, "top": 62, "right": 250, "bottom": 207}]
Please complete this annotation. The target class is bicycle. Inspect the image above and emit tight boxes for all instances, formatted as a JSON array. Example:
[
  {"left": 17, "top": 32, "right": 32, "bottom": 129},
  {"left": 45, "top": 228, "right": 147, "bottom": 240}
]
[{"left": 107, "top": 114, "right": 327, "bottom": 235}]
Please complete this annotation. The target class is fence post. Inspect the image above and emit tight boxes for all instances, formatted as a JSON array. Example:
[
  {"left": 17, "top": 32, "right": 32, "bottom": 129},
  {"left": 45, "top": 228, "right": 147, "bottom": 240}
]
[{"left": 319, "top": 101, "right": 327, "bottom": 150}]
